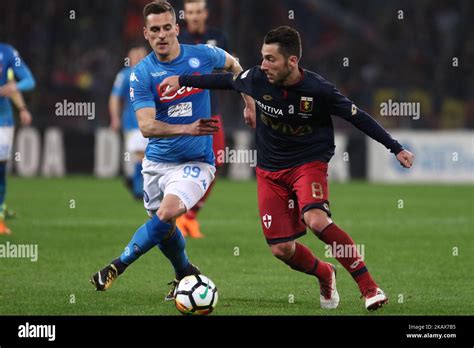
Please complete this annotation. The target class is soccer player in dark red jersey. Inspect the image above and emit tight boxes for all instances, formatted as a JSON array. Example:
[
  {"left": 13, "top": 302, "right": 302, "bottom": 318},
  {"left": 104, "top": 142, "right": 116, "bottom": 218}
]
[
  {"left": 175, "top": 0, "right": 232, "bottom": 238},
  {"left": 160, "top": 26, "right": 414, "bottom": 311}
]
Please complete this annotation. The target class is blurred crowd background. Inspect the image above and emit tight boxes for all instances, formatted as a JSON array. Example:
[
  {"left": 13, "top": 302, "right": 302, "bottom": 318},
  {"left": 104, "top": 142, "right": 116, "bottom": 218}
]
[{"left": 1, "top": 0, "right": 473, "bottom": 133}]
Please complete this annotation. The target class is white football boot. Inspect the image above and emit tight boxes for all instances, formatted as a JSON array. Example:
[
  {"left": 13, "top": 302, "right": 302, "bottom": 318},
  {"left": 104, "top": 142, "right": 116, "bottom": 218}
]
[
  {"left": 320, "top": 264, "right": 340, "bottom": 309},
  {"left": 364, "top": 287, "right": 388, "bottom": 311}
]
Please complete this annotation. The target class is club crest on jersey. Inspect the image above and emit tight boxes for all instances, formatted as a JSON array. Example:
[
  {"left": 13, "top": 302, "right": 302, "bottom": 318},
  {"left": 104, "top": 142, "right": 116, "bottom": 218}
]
[
  {"left": 300, "top": 96, "right": 313, "bottom": 113},
  {"left": 262, "top": 214, "right": 272, "bottom": 229},
  {"left": 188, "top": 57, "right": 201, "bottom": 68}
]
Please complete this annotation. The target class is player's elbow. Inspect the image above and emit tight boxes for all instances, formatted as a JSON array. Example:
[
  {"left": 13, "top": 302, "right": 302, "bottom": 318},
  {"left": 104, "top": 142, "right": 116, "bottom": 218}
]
[
  {"left": 138, "top": 123, "right": 152, "bottom": 138},
  {"left": 18, "top": 76, "right": 36, "bottom": 92}
]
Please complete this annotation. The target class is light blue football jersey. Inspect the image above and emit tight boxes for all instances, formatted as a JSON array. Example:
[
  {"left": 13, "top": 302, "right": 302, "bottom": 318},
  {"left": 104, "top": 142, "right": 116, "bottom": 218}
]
[
  {"left": 0, "top": 43, "right": 35, "bottom": 126},
  {"left": 130, "top": 44, "right": 226, "bottom": 165},
  {"left": 111, "top": 67, "right": 139, "bottom": 131}
]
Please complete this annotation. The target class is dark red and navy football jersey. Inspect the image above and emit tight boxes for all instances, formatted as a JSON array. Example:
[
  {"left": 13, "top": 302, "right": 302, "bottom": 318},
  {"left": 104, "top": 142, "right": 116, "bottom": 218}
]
[
  {"left": 179, "top": 27, "right": 230, "bottom": 116},
  {"left": 231, "top": 66, "right": 403, "bottom": 171}
]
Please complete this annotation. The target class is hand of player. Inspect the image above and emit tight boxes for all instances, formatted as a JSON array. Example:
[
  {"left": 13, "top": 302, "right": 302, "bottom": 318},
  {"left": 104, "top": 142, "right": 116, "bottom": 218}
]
[
  {"left": 0, "top": 82, "right": 18, "bottom": 97},
  {"left": 19, "top": 108, "right": 32, "bottom": 126},
  {"left": 159, "top": 76, "right": 180, "bottom": 96},
  {"left": 243, "top": 97, "right": 256, "bottom": 129},
  {"left": 185, "top": 118, "right": 219, "bottom": 136},
  {"left": 396, "top": 150, "right": 414, "bottom": 168}
]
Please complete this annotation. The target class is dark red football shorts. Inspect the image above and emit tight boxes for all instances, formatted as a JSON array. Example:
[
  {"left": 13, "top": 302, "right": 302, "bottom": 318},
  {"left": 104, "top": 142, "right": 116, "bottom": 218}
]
[
  {"left": 256, "top": 161, "right": 331, "bottom": 245},
  {"left": 211, "top": 115, "right": 225, "bottom": 167}
]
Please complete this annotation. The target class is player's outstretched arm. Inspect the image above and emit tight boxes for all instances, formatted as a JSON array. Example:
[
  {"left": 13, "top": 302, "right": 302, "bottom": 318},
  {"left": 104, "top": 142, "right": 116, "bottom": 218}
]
[
  {"left": 325, "top": 81, "right": 414, "bottom": 168},
  {"left": 10, "top": 90, "right": 32, "bottom": 126},
  {"left": 136, "top": 107, "right": 219, "bottom": 138},
  {"left": 108, "top": 95, "right": 122, "bottom": 131},
  {"left": 160, "top": 73, "right": 235, "bottom": 96}
]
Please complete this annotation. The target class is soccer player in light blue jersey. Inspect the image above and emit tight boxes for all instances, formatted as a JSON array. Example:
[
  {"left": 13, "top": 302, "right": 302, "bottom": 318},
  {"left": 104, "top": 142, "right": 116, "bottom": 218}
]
[
  {"left": 109, "top": 45, "right": 148, "bottom": 200},
  {"left": 0, "top": 43, "right": 36, "bottom": 235},
  {"left": 91, "top": 1, "right": 254, "bottom": 300}
]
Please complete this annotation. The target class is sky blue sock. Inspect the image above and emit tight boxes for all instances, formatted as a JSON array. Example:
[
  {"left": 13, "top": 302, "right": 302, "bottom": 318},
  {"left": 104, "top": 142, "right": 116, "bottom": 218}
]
[
  {"left": 119, "top": 215, "right": 191, "bottom": 277},
  {"left": 132, "top": 162, "right": 144, "bottom": 199},
  {"left": 0, "top": 163, "right": 6, "bottom": 208},
  {"left": 157, "top": 226, "right": 190, "bottom": 279},
  {"left": 120, "top": 214, "right": 172, "bottom": 265}
]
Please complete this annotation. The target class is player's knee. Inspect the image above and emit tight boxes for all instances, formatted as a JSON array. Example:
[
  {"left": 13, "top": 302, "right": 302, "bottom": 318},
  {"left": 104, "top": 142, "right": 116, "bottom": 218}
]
[
  {"left": 156, "top": 207, "right": 180, "bottom": 223},
  {"left": 304, "top": 209, "right": 332, "bottom": 234},
  {"left": 270, "top": 241, "right": 295, "bottom": 261}
]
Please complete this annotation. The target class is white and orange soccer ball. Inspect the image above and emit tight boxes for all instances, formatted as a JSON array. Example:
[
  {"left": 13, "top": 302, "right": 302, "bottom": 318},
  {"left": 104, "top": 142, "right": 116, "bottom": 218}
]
[{"left": 174, "top": 275, "right": 218, "bottom": 315}]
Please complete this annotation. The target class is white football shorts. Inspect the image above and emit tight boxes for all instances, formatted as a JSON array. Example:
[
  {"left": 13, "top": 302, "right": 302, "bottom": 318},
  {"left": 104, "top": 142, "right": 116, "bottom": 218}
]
[
  {"left": 0, "top": 127, "right": 14, "bottom": 161},
  {"left": 142, "top": 158, "right": 216, "bottom": 216},
  {"left": 125, "top": 129, "right": 148, "bottom": 154}
]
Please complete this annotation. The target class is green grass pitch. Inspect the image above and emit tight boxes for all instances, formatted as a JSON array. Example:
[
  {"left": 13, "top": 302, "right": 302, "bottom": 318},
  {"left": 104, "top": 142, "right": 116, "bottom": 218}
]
[{"left": 1, "top": 177, "right": 472, "bottom": 315}]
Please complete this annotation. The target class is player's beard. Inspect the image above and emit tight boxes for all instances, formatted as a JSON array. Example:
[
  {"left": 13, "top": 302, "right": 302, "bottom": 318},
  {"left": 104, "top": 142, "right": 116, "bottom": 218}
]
[{"left": 273, "top": 63, "right": 292, "bottom": 86}]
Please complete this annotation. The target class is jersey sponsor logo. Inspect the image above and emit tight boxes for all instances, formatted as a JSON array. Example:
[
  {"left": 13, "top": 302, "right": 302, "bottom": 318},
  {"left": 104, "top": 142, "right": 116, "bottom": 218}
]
[
  {"left": 188, "top": 57, "right": 201, "bottom": 68},
  {"left": 157, "top": 85, "right": 203, "bottom": 102},
  {"left": 262, "top": 214, "right": 272, "bottom": 229},
  {"left": 130, "top": 72, "right": 139, "bottom": 82},
  {"left": 263, "top": 95, "right": 273, "bottom": 101},
  {"left": 255, "top": 100, "right": 283, "bottom": 116},
  {"left": 260, "top": 114, "right": 313, "bottom": 136},
  {"left": 300, "top": 96, "right": 313, "bottom": 113},
  {"left": 151, "top": 71, "right": 167, "bottom": 78},
  {"left": 168, "top": 102, "right": 193, "bottom": 117}
]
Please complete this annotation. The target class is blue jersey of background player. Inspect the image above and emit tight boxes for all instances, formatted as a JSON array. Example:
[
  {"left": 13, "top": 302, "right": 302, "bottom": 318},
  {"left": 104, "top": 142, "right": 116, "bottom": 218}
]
[
  {"left": 0, "top": 43, "right": 35, "bottom": 235},
  {"left": 90, "top": 1, "right": 254, "bottom": 300},
  {"left": 0, "top": 43, "right": 35, "bottom": 126},
  {"left": 110, "top": 66, "right": 138, "bottom": 131},
  {"left": 109, "top": 46, "right": 148, "bottom": 200}
]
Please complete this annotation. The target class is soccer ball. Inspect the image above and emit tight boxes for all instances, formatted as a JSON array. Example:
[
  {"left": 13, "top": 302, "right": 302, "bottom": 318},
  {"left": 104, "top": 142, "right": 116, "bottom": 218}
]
[{"left": 174, "top": 274, "right": 218, "bottom": 315}]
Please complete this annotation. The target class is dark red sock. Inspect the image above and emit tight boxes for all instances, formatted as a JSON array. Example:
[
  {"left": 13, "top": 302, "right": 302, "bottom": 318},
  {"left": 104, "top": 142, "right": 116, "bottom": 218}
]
[
  {"left": 284, "top": 242, "right": 332, "bottom": 281},
  {"left": 317, "top": 223, "right": 377, "bottom": 294},
  {"left": 187, "top": 176, "right": 217, "bottom": 219}
]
